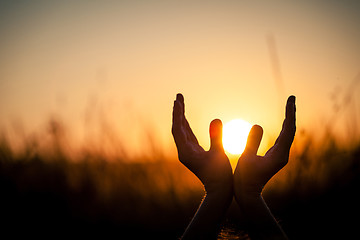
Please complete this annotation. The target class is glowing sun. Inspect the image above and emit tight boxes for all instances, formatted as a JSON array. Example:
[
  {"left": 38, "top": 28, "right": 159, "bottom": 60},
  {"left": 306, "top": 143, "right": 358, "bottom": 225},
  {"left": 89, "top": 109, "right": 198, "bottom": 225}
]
[{"left": 222, "top": 119, "right": 252, "bottom": 154}]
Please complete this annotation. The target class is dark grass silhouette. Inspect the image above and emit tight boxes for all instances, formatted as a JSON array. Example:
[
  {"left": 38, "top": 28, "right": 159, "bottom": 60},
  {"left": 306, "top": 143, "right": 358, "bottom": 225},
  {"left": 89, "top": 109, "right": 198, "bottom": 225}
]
[
  {"left": 0, "top": 151, "right": 201, "bottom": 238},
  {"left": 0, "top": 115, "right": 360, "bottom": 239}
]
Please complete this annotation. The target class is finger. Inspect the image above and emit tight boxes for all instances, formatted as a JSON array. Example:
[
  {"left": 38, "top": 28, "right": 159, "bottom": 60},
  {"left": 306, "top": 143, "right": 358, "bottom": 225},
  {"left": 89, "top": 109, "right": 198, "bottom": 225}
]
[
  {"left": 172, "top": 94, "right": 186, "bottom": 148},
  {"left": 176, "top": 93, "right": 199, "bottom": 145},
  {"left": 275, "top": 95, "right": 296, "bottom": 152},
  {"left": 175, "top": 93, "right": 199, "bottom": 144},
  {"left": 243, "top": 125, "right": 263, "bottom": 156},
  {"left": 185, "top": 118, "right": 199, "bottom": 145},
  {"left": 177, "top": 93, "right": 185, "bottom": 124},
  {"left": 172, "top": 94, "right": 184, "bottom": 131},
  {"left": 176, "top": 92, "right": 184, "bottom": 103},
  {"left": 209, "top": 119, "right": 224, "bottom": 151}
]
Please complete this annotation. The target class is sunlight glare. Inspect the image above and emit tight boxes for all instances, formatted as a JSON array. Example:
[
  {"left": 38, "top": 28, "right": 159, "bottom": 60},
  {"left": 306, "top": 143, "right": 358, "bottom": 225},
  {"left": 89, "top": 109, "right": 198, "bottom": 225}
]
[{"left": 222, "top": 119, "right": 252, "bottom": 155}]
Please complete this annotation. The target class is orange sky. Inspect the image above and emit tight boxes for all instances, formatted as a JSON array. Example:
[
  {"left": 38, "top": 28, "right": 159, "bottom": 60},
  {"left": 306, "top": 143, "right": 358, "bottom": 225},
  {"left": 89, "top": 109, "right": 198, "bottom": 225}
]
[{"left": 1, "top": 1, "right": 360, "bottom": 158}]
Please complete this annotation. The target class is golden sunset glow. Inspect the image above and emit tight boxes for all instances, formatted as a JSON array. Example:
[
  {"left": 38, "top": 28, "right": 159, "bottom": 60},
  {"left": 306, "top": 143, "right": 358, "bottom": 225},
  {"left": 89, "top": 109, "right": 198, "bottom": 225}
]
[
  {"left": 222, "top": 119, "right": 252, "bottom": 155},
  {"left": 0, "top": 1, "right": 359, "bottom": 158},
  {"left": 0, "top": 2, "right": 359, "bottom": 239}
]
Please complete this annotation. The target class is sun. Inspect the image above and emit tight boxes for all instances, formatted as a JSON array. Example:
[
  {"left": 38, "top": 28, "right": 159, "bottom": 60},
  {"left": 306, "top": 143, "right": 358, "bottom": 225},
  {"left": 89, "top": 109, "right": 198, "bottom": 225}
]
[{"left": 222, "top": 119, "right": 252, "bottom": 155}]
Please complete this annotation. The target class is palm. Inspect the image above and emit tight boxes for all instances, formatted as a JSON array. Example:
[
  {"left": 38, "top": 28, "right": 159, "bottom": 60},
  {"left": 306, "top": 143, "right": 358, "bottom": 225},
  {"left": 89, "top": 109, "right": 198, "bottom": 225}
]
[
  {"left": 236, "top": 143, "right": 291, "bottom": 194},
  {"left": 235, "top": 96, "right": 296, "bottom": 196},
  {"left": 172, "top": 94, "right": 232, "bottom": 192}
]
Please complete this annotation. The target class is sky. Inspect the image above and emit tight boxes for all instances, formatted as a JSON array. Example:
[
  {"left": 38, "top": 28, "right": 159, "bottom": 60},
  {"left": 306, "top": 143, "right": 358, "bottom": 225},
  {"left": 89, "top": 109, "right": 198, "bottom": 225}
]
[{"left": 1, "top": 0, "right": 360, "bottom": 158}]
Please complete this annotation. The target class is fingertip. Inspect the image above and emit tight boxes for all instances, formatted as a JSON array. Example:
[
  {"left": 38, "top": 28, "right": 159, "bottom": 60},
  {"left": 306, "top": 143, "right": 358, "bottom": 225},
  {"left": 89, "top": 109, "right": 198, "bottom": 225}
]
[
  {"left": 176, "top": 93, "right": 184, "bottom": 103},
  {"left": 251, "top": 124, "right": 264, "bottom": 136},
  {"left": 210, "top": 119, "right": 223, "bottom": 138},
  {"left": 288, "top": 95, "right": 296, "bottom": 104},
  {"left": 173, "top": 99, "right": 180, "bottom": 111},
  {"left": 209, "top": 119, "right": 224, "bottom": 150},
  {"left": 244, "top": 124, "right": 263, "bottom": 155},
  {"left": 210, "top": 118, "right": 223, "bottom": 127},
  {"left": 286, "top": 95, "right": 296, "bottom": 119}
]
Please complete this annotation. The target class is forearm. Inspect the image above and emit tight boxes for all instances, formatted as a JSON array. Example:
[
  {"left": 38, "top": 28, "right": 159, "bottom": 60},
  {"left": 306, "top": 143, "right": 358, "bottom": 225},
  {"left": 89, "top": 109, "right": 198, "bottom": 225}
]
[
  {"left": 237, "top": 193, "right": 288, "bottom": 240},
  {"left": 182, "top": 188, "right": 233, "bottom": 240}
]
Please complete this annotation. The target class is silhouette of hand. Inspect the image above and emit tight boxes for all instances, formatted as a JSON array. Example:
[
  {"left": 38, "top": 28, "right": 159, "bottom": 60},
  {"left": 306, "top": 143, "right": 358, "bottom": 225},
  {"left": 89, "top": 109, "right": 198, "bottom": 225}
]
[
  {"left": 172, "top": 93, "right": 234, "bottom": 239},
  {"left": 172, "top": 93, "right": 233, "bottom": 194},
  {"left": 234, "top": 96, "right": 296, "bottom": 198}
]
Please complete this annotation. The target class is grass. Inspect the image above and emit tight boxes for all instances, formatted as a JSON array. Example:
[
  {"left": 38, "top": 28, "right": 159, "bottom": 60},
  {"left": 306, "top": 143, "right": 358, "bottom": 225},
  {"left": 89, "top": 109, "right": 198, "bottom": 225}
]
[
  {"left": 0, "top": 134, "right": 202, "bottom": 238},
  {"left": 0, "top": 115, "right": 360, "bottom": 239}
]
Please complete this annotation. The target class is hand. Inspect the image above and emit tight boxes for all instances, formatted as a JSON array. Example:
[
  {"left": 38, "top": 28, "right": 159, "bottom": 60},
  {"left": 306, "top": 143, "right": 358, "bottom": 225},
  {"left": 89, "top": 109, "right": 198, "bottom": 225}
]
[
  {"left": 172, "top": 93, "right": 233, "bottom": 239},
  {"left": 172, "top": 93, "right": 233, "bottom": 194},
  {"left": 234, "top": 96, "right": 296, "bottom": 198},
  {"left": 233, "top": 96, "right": 295, "bottom": 240}
]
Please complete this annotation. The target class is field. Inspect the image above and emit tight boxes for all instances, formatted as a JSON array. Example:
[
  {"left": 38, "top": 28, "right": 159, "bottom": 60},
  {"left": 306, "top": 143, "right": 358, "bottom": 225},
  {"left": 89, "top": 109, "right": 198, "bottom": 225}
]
[
  {"left": 0, "top": 118, "right": 360, "bottom": 239},
  {"left": 2, "top": 1, "right": 360, "bottom": 239}
]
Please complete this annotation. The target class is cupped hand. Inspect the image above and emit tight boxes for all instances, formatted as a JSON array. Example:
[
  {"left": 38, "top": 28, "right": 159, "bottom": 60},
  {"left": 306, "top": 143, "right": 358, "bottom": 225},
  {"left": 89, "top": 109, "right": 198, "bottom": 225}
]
[
  {"left": 234, "top": 96, "right": 296, "bottom": 198},
  {"left": 172, "top": 93, "right": 233, "bottom": 194}
]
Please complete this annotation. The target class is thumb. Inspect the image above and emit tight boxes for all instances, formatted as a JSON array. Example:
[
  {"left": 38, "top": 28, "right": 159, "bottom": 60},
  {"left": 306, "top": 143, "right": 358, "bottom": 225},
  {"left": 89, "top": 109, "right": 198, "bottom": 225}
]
[
  {"left": 243, "top": 124, "right": 263, "bottom": 156},
  {"left": 209, "top": 119, "right": 224, "bottom": 151}
]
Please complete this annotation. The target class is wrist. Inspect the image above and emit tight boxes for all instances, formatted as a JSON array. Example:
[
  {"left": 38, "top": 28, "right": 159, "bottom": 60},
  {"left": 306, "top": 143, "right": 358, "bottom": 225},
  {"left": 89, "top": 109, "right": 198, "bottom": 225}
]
[
  {"left": 234, "top": 183, "right": 263, "bottom": 204},
  {"left": 181, "top": 180, "right": 233, "bottom": 240},
  {"left": 205, "top": 182, "right": 233, "bottom": 206},
  {"left": 237, "top": 191, "right": 264, "bottom": 208},
  {"left": 234, "top": 192, "right": 288, "bottom": 240},
  {"left": 205, "top": 179, "right": 233, "bottom": 196}
]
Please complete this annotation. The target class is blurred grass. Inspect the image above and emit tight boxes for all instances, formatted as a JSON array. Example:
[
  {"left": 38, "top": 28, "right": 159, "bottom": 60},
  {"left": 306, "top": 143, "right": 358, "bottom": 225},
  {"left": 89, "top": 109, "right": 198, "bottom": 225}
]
[
  {"left": 0, "top": 113, "right": 360, "bottom": 239},
  {"left": 0, "top": 123, "right": 203, "bottom": 239}
]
